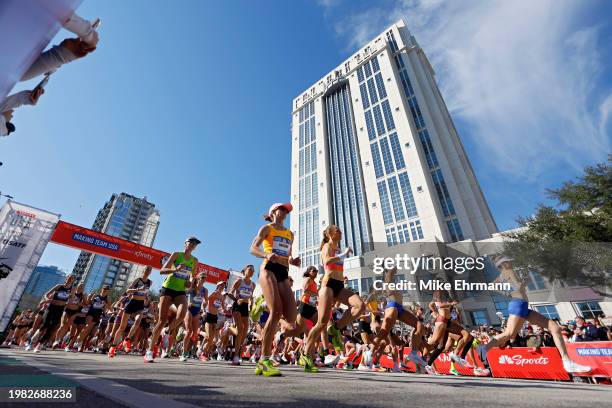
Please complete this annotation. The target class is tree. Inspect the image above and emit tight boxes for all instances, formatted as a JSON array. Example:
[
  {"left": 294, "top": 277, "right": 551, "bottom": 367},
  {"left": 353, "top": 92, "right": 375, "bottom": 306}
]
[{"left": 503, "top": 155, "right": 612, "bottom": 296}]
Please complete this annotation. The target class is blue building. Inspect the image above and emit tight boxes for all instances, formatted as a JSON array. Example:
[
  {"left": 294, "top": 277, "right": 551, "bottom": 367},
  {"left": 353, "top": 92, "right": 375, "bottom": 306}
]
[{"left": 24, "top": 265, "right": 66, "bottom": 297}]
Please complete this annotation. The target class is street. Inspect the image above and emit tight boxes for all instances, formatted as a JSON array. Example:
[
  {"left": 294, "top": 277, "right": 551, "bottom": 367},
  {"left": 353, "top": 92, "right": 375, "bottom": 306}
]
[{"left": 0, "top": 348, "right": 607, "bottom": 408}]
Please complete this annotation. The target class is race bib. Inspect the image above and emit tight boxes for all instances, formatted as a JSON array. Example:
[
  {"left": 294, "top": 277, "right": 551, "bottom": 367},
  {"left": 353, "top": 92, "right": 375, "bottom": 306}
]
[
  {"left": 135, "top": 289, "right": 148, "bottom": 297},
  {"left": 213, "top": 299, "right": 222, "bottom": 308},
  {"left": 81, "top": 306, "right": 90, "bottom": 314},
  {"left": 239, "top": 289, "right": 252, "bottom": 298},
  {"left": 272, "top": 236, "right": 290, "bottom": 257},
  {"left": 191, "top": 296, "right": 203, "bottom": 307},
  {"left": 307, "top": 294, "right": 318, "bottom": 306},
  {"left": 93, "top": 301, "right": 104, "bottom": 309},
  {"left": 56, "top": 291, "right": 69, "bottom": 300},
  {"left": 173, "top": 271, "right": 190, "bottom": 280}
]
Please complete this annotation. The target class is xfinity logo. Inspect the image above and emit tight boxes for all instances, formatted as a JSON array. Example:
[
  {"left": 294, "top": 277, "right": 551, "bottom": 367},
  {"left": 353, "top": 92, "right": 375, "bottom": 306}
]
[
  {"left": 498, "top": 355, "right": 549, "bottom": 366},
  {"left": 134, "top": 251, "right": 153, "bottom": 261}
]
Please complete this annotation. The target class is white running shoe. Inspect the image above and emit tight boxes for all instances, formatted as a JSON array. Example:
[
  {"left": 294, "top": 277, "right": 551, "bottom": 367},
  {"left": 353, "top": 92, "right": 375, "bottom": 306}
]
[
  {"left": 33, "top": 344, "right": 41, "bottom": 353},
  {"left": 450, "top": 353, "right": 471, "bottom": 368},
  {"left": 424, "top": 365, "right": 438, "bottom": 375},
  {"left": 473, "top": 367, "right": 490, "bottom": 376},
  {"left": 324, "top": 354, "right": 340, "bottom": 366},
  {"left": 216, "top": 354, "right": 224, "bottom": 361},
  {"left": 161, "top": 350, "right": 168, "bottom": 359},
  {"left": 562, "top": 359, "right": 592, "bottom": 373},
  {"left": 357, "top": 363, "right": 371, "bottom": 371},
  {"left": 24, "top": 343, "right": 32, "bottom": 351},
  {"left": 64, "top": 346, "right": 71, "bottom": 352},
  {"left": 179, "top": 354, "right": 187, "bottom": 362},
  {"left": 144, "top": 350, "right": 154, "bottom": 363}
]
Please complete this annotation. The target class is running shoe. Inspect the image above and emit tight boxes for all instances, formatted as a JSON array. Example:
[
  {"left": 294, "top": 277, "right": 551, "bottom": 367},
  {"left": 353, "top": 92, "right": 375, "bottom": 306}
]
[
  {"left": 324, "top": 354, "right": 340, "bottom": 366},
  {"left": 327, "top": 325, "right": 344, "bottom": 350},
  {"left": 562, "top": 359, "right": 592, "bottom": 373},
  {"left": 473, "top": 367, "right": 490, "bottom": 376},
  {"left": 449, "top": 366, "right": 461, "bottom": 376},
  {"left": 357, "top": 363, "right": 370, "bottom": 371},
  {"left": 424, "top": 365, "right": 439, "bottom": 375},
  {"left": 123, "top": 339, "right": 132, "bottom": 353},
  {"left": 144, "top": 350, "right": 154, "bottom": 363},
  {"left": 298, "top": 354, "right": 319, "bottom": 373},
  {"left": 161, "top": 349, "right": 169, "bottom": 359},
  {"left": 199, "top": 354, "right": 209, "bottom": 362},
  {"left": 24, "top": 343, "right": 32, "bottom": 351},
  {"left": 33, "top": 344, "right": 41, "bottom": 353},
  {"left": 391, "top": 364, "right": 402, "bottom": 373},
  {"left": 179, "top": 353, "right": 188, "bottom": 362},
  {"left": 216, "top": 354, "right": 224, "bottom": 361},
  {"left": 231, "top": 356, "right": 240, "bottom": 366},
  {"left": 64, "top": 346, "right": 71, "bottom": 352},
  {"left": 255, "top": 359, "right": 282, "bottom": 377},
  {"left": 450, "top": 353, "right": 472, "bottom": 368},
  {"left": 108, "top": 346, "right": 116, "bottom": 358},
  {"left": 51, "top": 341, "right": 60, "bottom": 350}
]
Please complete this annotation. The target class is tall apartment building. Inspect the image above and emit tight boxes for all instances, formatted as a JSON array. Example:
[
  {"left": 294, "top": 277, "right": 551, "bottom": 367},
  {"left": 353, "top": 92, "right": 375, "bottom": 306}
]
[
  {"left": 290, "top": 20, "right": 496, "bottom": 270},
  {"left": 72, "top": 193, "right": 160, "bottom": 292},
  {"left": 17, "top": 265, "right": 66, "bottom": 311}
]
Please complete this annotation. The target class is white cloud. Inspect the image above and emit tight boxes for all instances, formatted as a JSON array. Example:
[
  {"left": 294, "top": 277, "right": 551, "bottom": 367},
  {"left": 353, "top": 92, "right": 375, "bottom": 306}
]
[{"left": 319, "top": 0, "right": 611, "bottom": 180}]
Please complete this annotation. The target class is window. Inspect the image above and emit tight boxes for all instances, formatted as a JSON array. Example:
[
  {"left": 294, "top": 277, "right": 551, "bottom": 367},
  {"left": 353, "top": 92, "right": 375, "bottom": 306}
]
[
  {"left": 357, "top": 67, "right": 364, "bottom": 83},
  {"left": 574, "top": 301, "right": 604, "bottom": 319},
  {"left": 534, "top": 304, "right": 560, "bottom": 320},
  {"left": 526, "top": 271, "right": 547, "bottom": 291},
  {"left": 371, "top": 56, "right": 380, "bottom": 72},
  {"left": 377, "top": 181, "right": 393, "bottom": 225},
  {"left": 432, "top": 169, "right": 455, "bottom": 217},
  {"left": 373, "top": 105, "right": 385, "bottom": 136},
  {"left": 370, "top": 142, "right": 384, "bottom": 179},
  {"left": 381, "top": 100, "right": 395, "bottom": 131},
  {"left": 493, "top": 296, "right": 509, "bottom": 318},
  {"left": 388, "top": 177, "right": 405, "bottom": 222},
  {"left": 375, "top": 73, "right": 387, "bottom": 99},
  {"left": 409, "top": 220, "right": 424, "bottom": 240},
  {"left": 379, "top": 137, "right": 395, "bottom": 174},
  {"left": 389, "top": 133, "right": 405, "bottom": 169},
  {"left": 398, "top": 172, "right": 418, "bottom": 218},
  {"left": 360, "top": 84, "right": 370, "bottom": 109},
  {"left": 360, "top": 277, "right": 375, "bottom": 294},
  {"left": 469, "top": 310, "right": 489, "bottom": 326},
  {"left": 347, "top": 279, "right": 359, "bottom": 292},
  {"left": 364, "top": 60, "right": 372, "bottom": 78},
  {"left": 367, "top": 78, "right": 378, "bottom": 104},
  {"left": 364, "top": 110, "right": 376, "bottom": 140},
  {"left": 447, "top": 219, "right": 463, "bottom": 242}
]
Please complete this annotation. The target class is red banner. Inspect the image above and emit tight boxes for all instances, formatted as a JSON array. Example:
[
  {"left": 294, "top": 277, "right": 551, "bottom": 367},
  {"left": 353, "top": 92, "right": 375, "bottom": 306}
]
[
  {"left": 50, "top": 221, "right": 228, "bottom": 284},
  {"left": 566, "top": 342, "right": 612, "bottom": 378},
  {"left": 487, "top": 347, "right": 570, "bottom": 381}
]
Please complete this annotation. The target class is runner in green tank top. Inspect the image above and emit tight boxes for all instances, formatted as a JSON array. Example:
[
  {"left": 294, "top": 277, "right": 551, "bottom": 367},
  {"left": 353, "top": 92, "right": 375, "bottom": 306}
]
[{"left": 145, "top": 236, "right": 200, "bottom": 363}]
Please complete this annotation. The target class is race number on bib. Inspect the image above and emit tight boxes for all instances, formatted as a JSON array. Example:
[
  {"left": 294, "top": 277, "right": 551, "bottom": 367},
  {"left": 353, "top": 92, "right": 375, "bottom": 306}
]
[
  {"left": 173, "top": 271, "right": 190, "bottom": 280},
  {"left": 93, "top": 301, "right": 104, "bottom": 309},
  {"left": 272, "top": 236, "right": 290, "bottom": 257}
]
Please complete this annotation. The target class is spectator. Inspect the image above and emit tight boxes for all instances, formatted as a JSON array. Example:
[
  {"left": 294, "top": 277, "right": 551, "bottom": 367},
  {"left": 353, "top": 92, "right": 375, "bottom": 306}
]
[
  {"left": 572, "top": 316, "right": 599, "bottom": 342},
  {"left": 525, "top": 326, "right": 542, "bottom": 349},
  {"left": 593, "top": 318, "right": 609, "bottom": 341}
]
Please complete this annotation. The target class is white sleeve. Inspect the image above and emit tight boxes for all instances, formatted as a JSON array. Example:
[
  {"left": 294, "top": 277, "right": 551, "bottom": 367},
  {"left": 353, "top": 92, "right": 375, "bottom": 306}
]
[
  {"left": 0, "top": 91, "right": 33, "bottom": 113},
  {"left": 0, "top": 116, "right": 8, "bottom": 137},
  {"left": 64, "top": 13, "right": 98, "bottom": 47}
]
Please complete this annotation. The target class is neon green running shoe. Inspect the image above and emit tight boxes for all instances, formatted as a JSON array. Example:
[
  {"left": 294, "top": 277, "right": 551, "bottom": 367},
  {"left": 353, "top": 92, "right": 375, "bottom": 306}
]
[
  {"left": 327, "top": 324, "right": 343, "bottom": 350},
  {"left": 299, "top": 354, "right": 319, "bottom": 373},
  {"left": 256, "top": 359, "right": 281, "bottom": 377}
]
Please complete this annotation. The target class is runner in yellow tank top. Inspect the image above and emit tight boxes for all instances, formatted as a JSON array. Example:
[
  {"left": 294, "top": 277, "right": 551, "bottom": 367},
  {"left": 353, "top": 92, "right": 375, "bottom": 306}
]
[
  {"left": 250, "top": 202, "right": 301, "bottom": 377},
  {"left": 144, "top": 236, "right": 200, "bottom": 363}
]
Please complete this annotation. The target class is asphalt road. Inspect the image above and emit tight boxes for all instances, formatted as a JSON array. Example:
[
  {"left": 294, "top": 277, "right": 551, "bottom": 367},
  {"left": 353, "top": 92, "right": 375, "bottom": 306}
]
[{"left": 0, "top": 348, "right": 607, "bottom": 408}]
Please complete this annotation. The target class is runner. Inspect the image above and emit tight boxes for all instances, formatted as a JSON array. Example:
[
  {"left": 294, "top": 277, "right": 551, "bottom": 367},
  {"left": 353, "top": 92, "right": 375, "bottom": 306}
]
[
  {"left": 30, "top": 274, "right": 75, "bottom": 352},
  {"left": 201, "top": 281, "right": 226, "bottom": 360},
  {"left": 52, "top": 282, "right": 85, "bottom": 349},
  {"left": 300, "top": 224, "right": 365, "bottom": 373},
  {"left": 108, "top": 267, "right": 153, "bottom": 357},
  {"left": 75, "top": 285, "right": 110, "bottom": 352},
  {"left": 250, "top": 202, "right": 301, "bottom": 376},
  {"left": 370, "top": 266, "right": 429, "bottom": 372},
  {"left": 477, "top": 256, "right": 591, "bottom": 374},
  {"left": 181, "top": 274, "right": 208, "bottom": 362},
  {"left": 227, "top": 265, "right": 256, "bottom": 365},
  {"left": 145, "top": 236, "right": 201, "bottom": 363}
]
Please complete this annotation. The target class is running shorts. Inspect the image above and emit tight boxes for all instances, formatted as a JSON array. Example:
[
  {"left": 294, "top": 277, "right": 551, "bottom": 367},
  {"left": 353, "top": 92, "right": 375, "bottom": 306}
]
[
  {"left": 298, "top": 302, "right": 317, "bottom": 321},
  {"left": 160, "top": 287, "right": 186, "bottom": 299},
  {"left": 124, "top": 299, "right": 145, "bottom": 314},
  {"left": 232, "top": 302, "right": 249, "bottom": 317},
  {"left": 508, "top": 298, "right": 531, "bottom": 318},
  {"left": 205, "top": 313, "right": 218, "bottom": 324},
  {"left": 264, "top": 261, "right": 289, "bottom": 283}
]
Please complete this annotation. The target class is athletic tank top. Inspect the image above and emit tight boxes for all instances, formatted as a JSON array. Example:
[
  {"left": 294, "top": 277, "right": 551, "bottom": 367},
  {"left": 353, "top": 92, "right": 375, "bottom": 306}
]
[
  {"left": 132, "top": 278, "right": 152, "bottom": 297},
  {"left": 262, "top": 224, "right": 292, "bottom": 260},
  {"left": 300, "top": 279, "right": 318, "bottom": 306},
  {"left": 208, "top": 293, "right": 222, "bottom": 311},
  {"left": 189, "top": 287, "right": 207, "bottom": 309},
  {"left": 237, "top": 280, "right": 254, "bottom": 300},
  {"left": 162, "top": 252, "right": 196, "bottom": 291},
  {"left": 67, "top": 292, "right": 82, "bottom": 306},
  {"left": 323, "top": 245, "right": 344, "bottom": 275},
  {"left": 91, "top": 295, "right": 107, "bottom": 310}
]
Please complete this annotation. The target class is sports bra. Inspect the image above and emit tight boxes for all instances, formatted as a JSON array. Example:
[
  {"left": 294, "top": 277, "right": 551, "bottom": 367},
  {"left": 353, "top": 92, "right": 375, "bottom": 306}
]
[{"left": 300, "top": 279, "right": 318, "bottom": 306}]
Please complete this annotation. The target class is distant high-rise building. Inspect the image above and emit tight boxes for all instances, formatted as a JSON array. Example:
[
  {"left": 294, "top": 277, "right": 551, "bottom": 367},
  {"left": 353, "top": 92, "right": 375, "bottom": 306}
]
[
  {"left": 72, "top": 193, "right": 160, "bottom": 292},
  {"left": 18, "top": 265, "right": 65, "bottom": 310},
  {"left": 290, "top": 20, "right": 497, "bottom": 269}
]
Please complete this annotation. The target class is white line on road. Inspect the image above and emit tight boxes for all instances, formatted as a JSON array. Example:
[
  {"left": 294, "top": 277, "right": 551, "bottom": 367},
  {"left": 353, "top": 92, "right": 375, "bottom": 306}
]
[{"left": 0, "top": 350, "right": 199, "bottom": 408}]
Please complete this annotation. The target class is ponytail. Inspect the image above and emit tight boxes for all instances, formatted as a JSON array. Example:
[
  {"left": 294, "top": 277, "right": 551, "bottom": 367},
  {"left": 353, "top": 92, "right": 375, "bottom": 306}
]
[
  {"left": 320, "top": 225, "right": 334, "bottom": 250},
  {"left": 263, "top": 213, "right": 272, "bottom": 222}
]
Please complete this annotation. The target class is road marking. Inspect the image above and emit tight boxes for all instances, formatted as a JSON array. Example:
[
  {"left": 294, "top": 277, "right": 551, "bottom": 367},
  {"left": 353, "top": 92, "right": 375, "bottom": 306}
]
[{"left": 0, "top": 350, "right": 198, "bottom": 408}]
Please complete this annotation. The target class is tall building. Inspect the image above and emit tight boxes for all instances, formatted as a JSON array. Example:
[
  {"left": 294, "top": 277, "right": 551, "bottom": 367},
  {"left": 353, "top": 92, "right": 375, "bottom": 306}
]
[
  {"left": 18, "top": 265, "right": 65, "bottom": 311},
  {"left": 72, "top": 193, "right": 160, "bottom": 293},
  {"left": 290, "top": 20, "right": 497, "bottom": 270}
]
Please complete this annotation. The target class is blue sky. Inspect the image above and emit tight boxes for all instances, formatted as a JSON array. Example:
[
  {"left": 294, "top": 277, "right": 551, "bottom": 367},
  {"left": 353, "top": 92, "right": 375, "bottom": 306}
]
[{"left": 2, "top": 0, "right": 611, "bottom": 289}]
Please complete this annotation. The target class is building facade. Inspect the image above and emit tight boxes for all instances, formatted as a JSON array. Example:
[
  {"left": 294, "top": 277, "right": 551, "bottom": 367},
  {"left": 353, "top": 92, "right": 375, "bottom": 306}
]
[
  {"left": 288, "top": 20, "right": 610, "bottom": 325},
  {"left": 17, "top": 265, "right": 65, "bottom": 311},
  {"left": 72, "top": 193, "right": 160, "bottom": 293}
]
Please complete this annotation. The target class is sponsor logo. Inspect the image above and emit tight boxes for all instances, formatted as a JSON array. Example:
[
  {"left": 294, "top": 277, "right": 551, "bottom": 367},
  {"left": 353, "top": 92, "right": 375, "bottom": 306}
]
[
  {"left": 16, "top": 210, "right": 37, "bottom": 219},
  {"left": 576, "top": 348, "right": 612, "bottom": 357},
  {"left": 134, "top": 250, "right": 153, "bottom": 261},
  {"left": 498, "top": 354, "right": 549, "bottom": 366},
  {"left": 0, "top": 263, "right": 12, "bottom": 279},
  {"left": 1, "top": 239, "right": 26, "bottom": 248}
]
